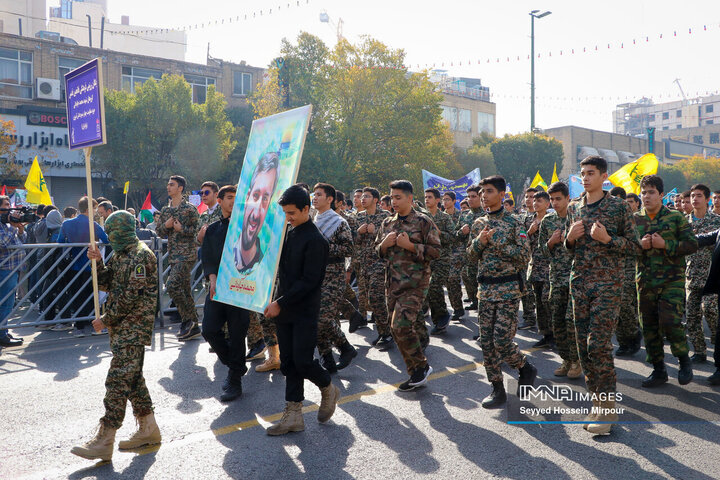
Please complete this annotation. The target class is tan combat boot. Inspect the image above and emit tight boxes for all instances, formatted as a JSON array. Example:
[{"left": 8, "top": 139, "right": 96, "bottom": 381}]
[
  {"left": 71, "top": 422, "right": 117, "bottom": 461},
  {"left": 256, "top": 344, "right": 281, "bottom": 372},
  {"left": 118, "top": 412, "right": 162, "bottom": 450},
  {"left": 317, "top": 383, "right": 341, "bottom": 423},
  {"left": 554, "top": 360, "right": 570, "bottom": 377},
  {"left": 582, "top": 396, "right": 602, "bottom": 431},
  {"left": 587, "top": 399, "right": 619, "bottom": 435},
  {"left": 567, "top": 362, "right": 582, "bottom": 379},
  {"left": 266, "top": 401, "right": 305, "bottom": 436}
]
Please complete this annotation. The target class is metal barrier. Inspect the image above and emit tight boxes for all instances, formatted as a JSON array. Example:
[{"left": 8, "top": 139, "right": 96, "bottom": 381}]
[{"left": 1, "top": 239, "right": 206, "bottom": 331}]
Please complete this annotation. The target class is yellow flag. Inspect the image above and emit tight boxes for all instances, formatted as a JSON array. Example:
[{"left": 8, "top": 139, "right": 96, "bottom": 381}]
[
  {"left": 530, "top": 171, "right": 547, "bottom": 191},
  {"left": 608, "top": 153, "right": 659, "bottom": 195},
  {"left": 24, "top": 156, "right": 52, "bottom": 205},
  {"left": 123, "top": 181, "right": 130, "bottom": 194},
  {"left": 551, "top": 163, "right": 559, "bottom": 184}
]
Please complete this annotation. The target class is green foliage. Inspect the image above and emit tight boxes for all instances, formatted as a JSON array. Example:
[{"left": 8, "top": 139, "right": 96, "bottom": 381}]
[
  {"left": 657, "top": 163, "right": 688, "bottom": 192},
  {"left": 93, "top": 74, "right": 236, "bottom": 208},
  {"left": 0, "top": 118, "right": 24, "bottom": 186},
  {"left": 251, "top": 33, "right": 457, "bottom": 194},
  {"left": 674, "top": 156, "right": 720, "bottom": 190},
  {"left": 490, "top": 133, "right": 564, "bottom": 193},
  {"left": 455, "top": 141, "right": 497, "bottom": 178}
]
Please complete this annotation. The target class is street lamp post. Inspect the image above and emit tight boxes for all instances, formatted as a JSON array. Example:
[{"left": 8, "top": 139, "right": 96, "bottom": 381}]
[{"left": 530, "top": 10, "right": 551, "bottom": 132}]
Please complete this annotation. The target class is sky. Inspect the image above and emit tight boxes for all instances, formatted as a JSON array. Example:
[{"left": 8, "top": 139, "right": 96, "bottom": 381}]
[{"left": 50, "top": 0, "right": 720, "bottom": 136}]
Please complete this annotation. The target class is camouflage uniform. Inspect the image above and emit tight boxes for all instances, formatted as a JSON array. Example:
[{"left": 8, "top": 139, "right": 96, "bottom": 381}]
[
  {"left": 196, "top": 205, "right": 223, "bottom": 245},
  {"left": 516, "top": 212, "right": 538, "bottom": 325},
  {"left": 469, "top": 207, "right": 531, "bottom": 383},
  {"left": 634, "top": 206, "right": 697, "bottom": 363},
  {"left": 247, "top": 312, "right": 277, "bottom": 347},
  {"left": 96, "top": 212, "right": 158, "bottom": 430},
  {"left": 247, "top": 311, "right": 264, "bottom": 346},
  {"left": 455, "top": 207, "right": 485, "bottom": 302},
  {"left": 527, "top": 212, "right": 552, "bottom": 335},
  {"left": 685, "top": 212, "right": 720, "bottom": 354},
  {"left": 356, "top": 208, "right": 391, "bottom": 334},
  {"left": 339, "top": 210, "right": 363, "bottom": 320},
  {"left": 376, "top": 209, "right": 441, "bottom": 374},
  {"left": 317, "top": 215, "right": 353, "bottom": 356},
  {"left": 616, "top": 253, "right": 640, "bottom": 346},
  {"left": 445, "top": 208, "right": 464, "bottom": 312},
  {"left": 419, "top": 208, "right": 455, "bottom": 325},
  {"left": 565, "top": 192, "right": 640, "bottom": 393},
  {"left": 538, "top": 211, "right": 578, "bottom": 362},
  {"left": 156, "top": 198, "right": 200, "bottom": 326}
]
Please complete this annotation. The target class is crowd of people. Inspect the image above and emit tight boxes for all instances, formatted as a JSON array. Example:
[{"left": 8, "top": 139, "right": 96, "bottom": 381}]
[{"left": 3, "top": 154, "right": 720, "bottom": 461}]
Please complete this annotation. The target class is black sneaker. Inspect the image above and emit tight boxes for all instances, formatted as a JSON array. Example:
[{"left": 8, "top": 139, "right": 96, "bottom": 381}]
[
  {"left": 246, "top": 341, "right": 267, "bottom": 361},
  {"left": 615, "top": 344, "right": 631, "bottom": 357},
  {"left": 532, "top": 335, "right": 554, "bottom": 349},
  {"left": 518, "top": 321, "right": 536, "bottom": 331},
  {"left": 220, "top": 381, "right": 243, "bottom": 402},
  {"left": 349, "top": 312, "right": 368, "bottom": 333},
  {"left": 179, "top": 324, "right": 201, "bottom": 341},
  {"left": 336, "top": 342, "right": 358, "bottom": 370},
  {"left": 691, "top": 353, "right": 707, "bottom": 364},
  {"left": 451, "top": 309, "right": 465, "bottom": 322},
  {"left": 398, "top": 365, "right": 433, "bottom": 392},
  {"left": 375, "top": 335, "right": 394, "bottom": 350},
  {"left": 435, "top": 314, "right": 450, "bottom": 330},
  {"left": 178, "top": 320, "right": 193, "bottom": 338},
  {"left": 430, "top": 325, "right": 446, "bottom": 335},
  {"left": 321, "top": 352, "right": 338, "bottom": 374}
]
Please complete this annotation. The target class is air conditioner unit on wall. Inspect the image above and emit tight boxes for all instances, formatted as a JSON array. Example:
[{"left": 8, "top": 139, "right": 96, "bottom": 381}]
[{"left": 36, "top": 78, "right": 61, "bottom": 101}]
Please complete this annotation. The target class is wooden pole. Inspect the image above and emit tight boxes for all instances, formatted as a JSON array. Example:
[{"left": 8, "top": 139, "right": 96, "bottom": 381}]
[{"left": 83, "top": 146, "right": 102, "bottom": 332}]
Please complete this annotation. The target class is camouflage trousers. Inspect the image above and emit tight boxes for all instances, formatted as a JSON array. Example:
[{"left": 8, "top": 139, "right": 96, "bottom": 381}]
[
  {"left": 462, "top": 256, "right": 478, "bottom": 302},
  {"left": 446, "top": 249, "right": 465, "bottom": 311},
  {"left": 101, "top": 345, "right": 153, "bottom": 429},
  {"left": 478, "top": 298, "right": 526, "bottom": 383},
  {"left": 425, "top": 258, "right": 450, "bottom": 323},
  {"left": 639, "top": 283, "right": 689, "bottom": 363},
  {"left": 359, "top": 262, "right": 391, "bottom": 336},
  {"left": 166, "top": 261, "right": 198, "bottom": 324},
  {"left": 317, "top": 264, "right": 349, "bottom": 356},
  {"left": 532, "top": 281, "right": 551, "bottom": 335},
  {"left": 549, "top": 285, "right": 578, "bottom": 362},
  {"left": 247, "top": 311, "right": 278, "bottom": 347},
  {"left": 686, "top": 288, "right": 718, "bottom": 354},
  {"left": 388, "top": 290, "right": 429, "bottom": 375},
  {"left": 340, "top": 282, "right": 361, "bottom": 320},
  {"left": 616, "top": 279, "right": 640, "bottom": 345},
  {"left": 571, "top": 278, "right": 621, "bottom": 394}
]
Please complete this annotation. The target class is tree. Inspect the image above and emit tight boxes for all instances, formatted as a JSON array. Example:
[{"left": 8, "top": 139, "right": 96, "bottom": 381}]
[
  {"left": 0, "top": 118, "right": 24, "bottom": 186},
  {"left": 455, "top": 143, "right": 497, "bottom": 177},
  {"left": 657, "top": 163, "right": 688, "bottom": 192},
  {"left": 93, "top": 75, "right": 236, "bottom": 208},
  {"left": 251, "top": 33, "right": 458, "bottom": 194},
  {"left": 490, "top": 133, "right": 563, "bottom": 192},
  {"left": 673, "top": 155, "right": 720, "bottom": 190}
]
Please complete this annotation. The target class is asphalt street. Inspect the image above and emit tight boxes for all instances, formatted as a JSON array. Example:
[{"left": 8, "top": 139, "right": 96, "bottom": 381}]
[{"left": 1, "top": 309, "right": 719, "bottom": 480}]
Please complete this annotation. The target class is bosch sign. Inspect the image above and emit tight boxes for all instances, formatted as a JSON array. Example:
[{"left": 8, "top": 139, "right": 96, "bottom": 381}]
[{"left": 27, "top": 111, "right": 68, "bottom": 127}]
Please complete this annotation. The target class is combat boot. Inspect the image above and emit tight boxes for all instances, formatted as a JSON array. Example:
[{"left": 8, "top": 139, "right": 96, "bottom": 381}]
[
  {"left": 317, "top": 383, "right": 341, "bottom": 423},
  {"left": 517, "top": 361, "right": 538, "bottom": 395},
  {"left": 256, "top": 344, "right": 281, "bottom": 372},
  {"left": 567, "top": 362, "right": 582, "bottom": 379},
  {"left": 554, "top": 360, "right": 570, "bottom": 377},
  {"left": 336, "top": 341, "right": 357, "bottom": 370},
  {"left": 451, "top": 309, "right": 465, "bottom": 321},
  {"left": 614, "top": 343, "right": 631, "bottom": 357},
  {"left": 582, "top": 397, "right": 602, "bottom": 431},
  {"left": 481, "top": 381, "right": 507, "bottom": 408},
  {"left": 348, "top": 311, "right": 368, "bottom": 333},
  {"left": 586, "top": 399, "right": 619, "bottom": 435},
  {"left": 641, "top": 362, "right": 668, "bottom": 388},
  {"left": 627, "top": 331, "right": 643, "bottom": 355},
  {"left": 708, "top": 369, "right": 720, "bottom": 385},
  {"left": 118, "top": 413, "right": 161, "bottom": 450},
  {"left": 678, "top": 354, "right": 693, "bottom": 385},
  {"left": 321, "top": 352, "right": 338, "bottom": 373},
  {"left": 266, "top": 402, "right": 305, "bottom": 436},
  {"left": 71, "top": 422, "right": 117, "bottom": 461}
]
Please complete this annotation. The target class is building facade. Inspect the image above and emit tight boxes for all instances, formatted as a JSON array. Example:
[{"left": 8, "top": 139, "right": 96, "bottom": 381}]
[
  {"left": 0, "top": 32, "right": 263, "bottom": 209},
  {"left": 614, "top": 95, "right": 720, "bottom": 136}
]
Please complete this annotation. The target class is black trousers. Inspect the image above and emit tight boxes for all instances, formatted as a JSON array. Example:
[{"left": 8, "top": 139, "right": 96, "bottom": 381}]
[
  {"left": 276, "top": 316, "right": 331, "bottom": 402},
  {"left": 201, "top": 294, "right": 250, "bottom": 376},
  {"left": 715, "top": 311, "right": 720, "bottom": 369}
]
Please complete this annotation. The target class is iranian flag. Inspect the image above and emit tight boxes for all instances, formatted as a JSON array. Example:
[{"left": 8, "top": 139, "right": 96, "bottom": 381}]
[{"left": 139, "top": 191, "right": 158, "bottom": 223}]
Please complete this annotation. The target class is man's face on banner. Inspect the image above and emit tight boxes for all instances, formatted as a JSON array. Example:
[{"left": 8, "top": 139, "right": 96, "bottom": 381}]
[{"left": 242, "top": 168, "right": 278, "bottom": 251}]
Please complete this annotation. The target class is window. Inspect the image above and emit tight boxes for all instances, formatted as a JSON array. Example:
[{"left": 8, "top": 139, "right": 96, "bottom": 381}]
[
  {"left": 121, "top": 66, "right": 162, "bottom": 93},
  {"left": 676, "top": 110, "right": 682, "bottom": 117},
  {"left": 706, "top": 104, "right": 714, "bottom": 113},
  {"left": 58, "top": 57, "right": 87, "bottom": 99},
  {"left": 662, "top": 112, "right": 669, "bottom": 120},
  {"left": 648, "top": 114, "right": 656, "bottom": 122},
  {"left": 233, "top": 71, "right": 253, "bottom": 96},
  {"left": 676, "top": 124, "right": 682, "bottom": 129},
  {"left": 477, "top": 112, "right": 495, "bottom": 134},
  {"left": 441, "top": 106, "right": 458, "bottom": 131},
  {"left": 693, "top": 135, "right": 704, "bottom": 144},
  {"left": 0, "top": 48, "right": 33, "bottom": 98},
  {"left": 710, "top": 133, "right": 720, "bottom": 144},
  {"left": 185, "top": 74, "right": 215, "bottom": 103},
  {"left": 457, "top": 108, "right": 471, "bottom": 133},
  {"left": 707, "top": 119, "right": 714, "bottom": 125},
  {"left": 662, "top": 126, "right": 669, "bottom": 130}
]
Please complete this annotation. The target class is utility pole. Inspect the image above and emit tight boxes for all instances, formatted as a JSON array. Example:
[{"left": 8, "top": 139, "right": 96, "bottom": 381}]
[{"left": 530, "top": 10, "right": 551, "bottom": 132}]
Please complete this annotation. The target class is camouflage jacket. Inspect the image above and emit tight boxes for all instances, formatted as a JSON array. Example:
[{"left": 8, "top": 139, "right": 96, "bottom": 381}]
[
  {"left": 97, "top": 241, "right": 158, "bottom": 349},
  {"left": 196, "top": 205, "right": 223, "bottom": 245},
  {"left": 634, "top": 205, "right": 698, "bottom": 287},
  {"left": 355, "top": 209, "right": 390, "bottom": 266},
  {"left": 426, "top": 208, "right": 455, "bottom": 260},
  {"left": 686, "top": 211, "right": 720, "bottom": 288},
  {"left": 526, "top": 212, "right": 550, "bottom": 282},
  {"left": 455, "top": 207, "right": 485, "bottom": 247},
  {"left": 156, "top": 198, "right": 200, "bottom": 262},
  {"left": 375, "top": 209, "right": 441, "bottom": 296},
  {"left": 565, "top": 191, "right": 641, "bottom": 283},
  {"left": 324, "top": 219, "right": 354, "bottom": 260},
  {"left": 538, "top": 211, "right": 572, "bottom": 288},
  {"left": 470, "top": 207, "right": 530, "bottom": 302}
]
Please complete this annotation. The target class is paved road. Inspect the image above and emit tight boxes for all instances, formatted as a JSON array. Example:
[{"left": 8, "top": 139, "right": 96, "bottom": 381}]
[{"left": 1, "top": 311, "right": 719, "bottom": 479}]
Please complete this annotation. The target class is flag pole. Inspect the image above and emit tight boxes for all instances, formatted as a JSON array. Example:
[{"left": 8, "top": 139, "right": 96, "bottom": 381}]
[
  {"left": 83, "top": 146, "right": 101, "bottom": 331},
  {"left": 124, "top": 191, "right": 128, "bottom": 209}
]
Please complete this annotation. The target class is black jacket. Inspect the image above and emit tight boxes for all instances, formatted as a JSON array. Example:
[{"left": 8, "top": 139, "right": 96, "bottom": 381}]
[
  {"left": 201, "top": 216, "right": 228, "bottom": 278},
  {"left": 276, "top": 220, "right": 329, "bottom": 322},
  {"left": 698, "top": 228, "right": 720, "bottom": 295}
]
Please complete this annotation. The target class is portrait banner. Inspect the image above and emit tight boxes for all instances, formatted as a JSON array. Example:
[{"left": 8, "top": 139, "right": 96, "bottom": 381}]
[
  {"left": 422, "top": 168, "right": 482, "bottom": 208},
  {"left": 214, "top": 105, "right": 312, "bottom": 312}
]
